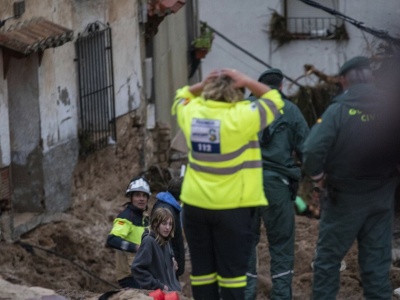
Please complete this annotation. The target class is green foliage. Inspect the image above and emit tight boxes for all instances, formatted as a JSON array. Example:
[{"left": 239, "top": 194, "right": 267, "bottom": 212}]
[
  {"left": 193, "top": 23, "right": 214, "bottom": 50},
  {"left": 269, "top": 11, "right": 293, "bottom": 47}
]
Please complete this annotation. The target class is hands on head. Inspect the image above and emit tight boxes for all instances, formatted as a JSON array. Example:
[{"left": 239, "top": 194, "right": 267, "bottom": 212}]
[
  {"left": 222, "top": 69, "right": 272, "bottom": 98},
  {"left": 221, "top": 69, "right": 252, "bottom": 89},
  {"left": 202, "top": 69, "right": 251, "bottom": 89},
  {"left": 190, "top": 68, "right": 271, "bottom": 98}
]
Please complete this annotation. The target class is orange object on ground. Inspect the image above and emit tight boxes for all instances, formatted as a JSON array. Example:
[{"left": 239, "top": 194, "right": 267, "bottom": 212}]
[
  {"left": 164, "top": 291, "right": 180, "bottom": 300},
  {"left": 149, "top": 289, "right": 165, "bottom": 300},
  {"left": 149, "top": 289, "right": 180, "bottom": 300}
]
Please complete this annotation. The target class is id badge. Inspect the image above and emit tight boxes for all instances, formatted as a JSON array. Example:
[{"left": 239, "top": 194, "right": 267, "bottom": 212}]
[{"left": 190, "top": 118, "right": 221, "bottom": 153}]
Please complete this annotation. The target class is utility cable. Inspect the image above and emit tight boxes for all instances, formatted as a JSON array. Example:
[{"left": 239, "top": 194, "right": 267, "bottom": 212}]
[
  {"left": 16, "top": 241, "right": 120, "bottom": 290},
  {"left": 201, "top": 21, "right": 304, "bottom": 88},
  {"left": 299, "top": 0, "right": 400, "bottom": 48}
]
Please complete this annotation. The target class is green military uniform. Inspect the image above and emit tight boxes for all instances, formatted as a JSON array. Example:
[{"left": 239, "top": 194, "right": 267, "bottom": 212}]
[
  {"left": 246, "top": 92, "right": 309, "bottom": 300},
  {"left": 303, "top": 77, "right": 399, "bottom": 299}
]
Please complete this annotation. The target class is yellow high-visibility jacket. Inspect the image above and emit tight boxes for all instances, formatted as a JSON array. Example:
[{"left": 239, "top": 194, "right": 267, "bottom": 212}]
[
  {"left": 171, "top": 86, "right": 284, "bottom": 210},
  {"left": 107, "top": 204, "right": 149, "bottom": 281}
]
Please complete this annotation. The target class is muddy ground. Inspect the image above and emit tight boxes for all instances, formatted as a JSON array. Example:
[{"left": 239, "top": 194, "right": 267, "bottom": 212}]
[{"left": 1, "top": 124, "right": 400, "bottom": 300}]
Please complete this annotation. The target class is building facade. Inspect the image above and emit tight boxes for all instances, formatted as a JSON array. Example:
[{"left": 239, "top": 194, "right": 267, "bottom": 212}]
[
  {"left": 199, "top": 0, "right": 400, "bottom": 94},
  {"left": 0, "top": 0, "right": 200, "bottom": 240}
]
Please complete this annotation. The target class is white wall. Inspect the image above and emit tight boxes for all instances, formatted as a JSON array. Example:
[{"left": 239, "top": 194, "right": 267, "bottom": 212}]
[
  {"left": 154, "top": 8, "right": 190, "bottom": 133},
  {"left": 0, "top": 2, "right": 15, "bottom": 168},
  {"left": 199, "top": 0, "right": 278, "bottom": 86},
  {"left": 104, "top": 0, "right": 144, "bottom": 117},
  {"left": 199, "top": 0, "right": 400, "bottom": 94},
  {"left": 0, "top": 49, "right": 11, "bottom": 167},
  {"left": 39, "top": 44, "right": 78, "bottom": 152}
]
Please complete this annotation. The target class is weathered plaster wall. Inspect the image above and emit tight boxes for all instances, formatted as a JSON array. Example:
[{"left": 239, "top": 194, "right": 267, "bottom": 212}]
[
  {"left": 107, "top": 0, "right": 144, "bottom": 116},
  {"left": 0, "top": 2, "right": 13, "bottom": 170},
  {"left": 15, "top": 1, "right": 78, "bottom": 213},
  {"left": 0, "top": 49, "right": 10, "bottom": 168},
  {"left": 73, "top": 0, "right": 144, "bottom": 117},
  {"left": 153, "top": 8, "right": 189, "bottom": 135},
  {"left": 34, "top": 1, "right": 77, "bottom": 151},
  {"left": 34, "top": 1, "right": 78, "bottom": 212},
  {"left": 0, "top": 1, "right": 14, "bottom": 19},
  {"left": 0, "top": 0, "right": 145, "bottom": 215},
  {"left": 42, "top": 139, "right": 78, "bottom": 212},
  {"left": 0, "top": 0, "right": 195, "bottom": 219},
  {"left": 0, "top": 1, "right": 79, "bottom": 213},
  {"left": 7, "top": 54, "right": 44, "bottom": 212},
  {"left": 199, "top": 0, "right": 400, "bottom": 94},
  {"left": 7, "top": 0, "right": 90, "bottom": 149},
  {"left": 0, "top": 0, "right": 199, "bottom": 239}
]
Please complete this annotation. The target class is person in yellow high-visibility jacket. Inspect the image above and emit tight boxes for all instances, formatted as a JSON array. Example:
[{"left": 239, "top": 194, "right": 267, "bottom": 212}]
[
  {"left": 106, "top": 177, "right": 151, "bottom": 288},
  {"left": 171, "top": 69, "right": 285, "bottom": 300}
]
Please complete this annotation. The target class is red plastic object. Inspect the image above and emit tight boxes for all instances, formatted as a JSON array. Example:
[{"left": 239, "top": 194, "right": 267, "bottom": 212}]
[
  {"left": 164, "top": 292, "right": 180, "bottom": 300},
  {"left": 149, "top": 289, "right": 165, "bottom": 300}
]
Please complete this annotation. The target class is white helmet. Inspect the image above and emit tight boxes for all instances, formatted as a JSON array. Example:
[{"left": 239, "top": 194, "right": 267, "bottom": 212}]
[{"left": 125, "top": 177, "right": 151, "bottom": 197}]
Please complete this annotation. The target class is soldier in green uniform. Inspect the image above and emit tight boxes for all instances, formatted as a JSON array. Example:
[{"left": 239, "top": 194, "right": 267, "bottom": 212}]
[
  {"left": 245, "top": 68, "right": 310, "bottom": 300},
  {"left": 303, "top": 56, "right": 400, "bottom": 300}
]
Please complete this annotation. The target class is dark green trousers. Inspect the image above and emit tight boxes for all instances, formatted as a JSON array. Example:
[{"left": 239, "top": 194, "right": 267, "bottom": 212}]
[
  {"left": 312, "top": 179, "right": 398, "bottom": 300},
  {"left": 245, "top": 175, "right": 295, "bottom": 300}
]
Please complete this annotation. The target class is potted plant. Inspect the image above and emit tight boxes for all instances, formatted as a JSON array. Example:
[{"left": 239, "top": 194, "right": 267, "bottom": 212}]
[{"left": 193, "top": 23, "right": 214, "bottom": 59}]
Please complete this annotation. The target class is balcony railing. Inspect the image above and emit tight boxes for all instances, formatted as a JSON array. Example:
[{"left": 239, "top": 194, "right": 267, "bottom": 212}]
[{"left": 286, "top": 17, "right": 345, "bottom": 39}]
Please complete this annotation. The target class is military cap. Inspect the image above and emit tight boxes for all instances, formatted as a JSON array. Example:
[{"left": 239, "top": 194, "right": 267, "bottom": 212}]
[
  {"left": 339, "top": 56, "right": 370, "bottom": 76},
  {"left": 258, "top": 68, "right": 283, "bottom": 79},
  {"left": 258, "top": 68, "right": 283, "bottom": 88}
]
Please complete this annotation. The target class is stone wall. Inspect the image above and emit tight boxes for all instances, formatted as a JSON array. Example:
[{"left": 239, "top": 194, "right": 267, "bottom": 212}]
[{"left": 150, "top": 122, "right": 171, "bottom": 169}]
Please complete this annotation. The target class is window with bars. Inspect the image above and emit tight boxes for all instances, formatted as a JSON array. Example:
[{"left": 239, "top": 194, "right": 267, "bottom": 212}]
[{"left": 75, "top": 21, "right": 116, "bottom": 156}]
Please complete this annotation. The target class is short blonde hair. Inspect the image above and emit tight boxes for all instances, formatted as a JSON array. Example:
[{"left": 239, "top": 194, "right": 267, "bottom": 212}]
[{"left": 202, "top": 75, "right": 244, "bottom": 103}]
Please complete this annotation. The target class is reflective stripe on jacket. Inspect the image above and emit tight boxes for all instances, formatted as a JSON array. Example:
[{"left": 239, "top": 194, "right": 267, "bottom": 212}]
[
  {"left": 110, "top": 217, "right": 146, "bottom": 245},
  {"left": 171, "top": 86, "right": 284, "bottom": 209},
  {"left": 108, "top": 204, "right": 149, "bottom": 280}
]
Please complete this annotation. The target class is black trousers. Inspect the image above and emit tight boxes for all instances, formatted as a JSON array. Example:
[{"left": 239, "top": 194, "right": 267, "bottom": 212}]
[{"left": 183, "top": 204, "right": 254, "bottom": 300}]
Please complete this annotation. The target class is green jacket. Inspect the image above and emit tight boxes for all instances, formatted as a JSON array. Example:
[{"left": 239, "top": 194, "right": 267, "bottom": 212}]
[
  {"left": 303, "top": 83, "right": 399, "bottom": 192},
  {"left": 250, "top": 95, "right": 309, "bottom": 180}
]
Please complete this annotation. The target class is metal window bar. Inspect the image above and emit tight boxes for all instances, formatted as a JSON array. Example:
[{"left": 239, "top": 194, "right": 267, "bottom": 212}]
[
  {"left": 75, "top": 22, "right": 116, "bottom": 155},
  {"left": 287, "top": 17, "right": 343, "bottom": 38}
]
